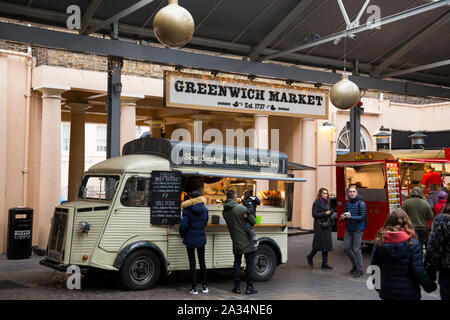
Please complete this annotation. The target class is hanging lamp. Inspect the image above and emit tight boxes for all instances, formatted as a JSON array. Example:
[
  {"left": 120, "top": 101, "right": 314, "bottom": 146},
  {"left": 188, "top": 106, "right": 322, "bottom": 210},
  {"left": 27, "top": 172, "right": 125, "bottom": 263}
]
[
  {"left": 330, "top": 36, "right": 361, "bottom": 110},
  {"left": 153, "top": 0, "right": 195, "bottom": 48}
]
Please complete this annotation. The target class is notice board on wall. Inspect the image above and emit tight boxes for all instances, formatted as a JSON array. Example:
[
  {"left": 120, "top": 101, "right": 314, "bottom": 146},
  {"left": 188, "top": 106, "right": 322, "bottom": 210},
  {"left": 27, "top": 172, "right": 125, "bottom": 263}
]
[{"left": 150, "top": 171, "right": 182, "bottom": 225}]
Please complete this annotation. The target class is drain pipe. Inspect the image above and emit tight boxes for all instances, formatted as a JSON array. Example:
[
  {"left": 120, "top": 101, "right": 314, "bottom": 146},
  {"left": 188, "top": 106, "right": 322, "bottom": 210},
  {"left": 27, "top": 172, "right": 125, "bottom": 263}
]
[{"left": 23, "top": 46, "right": 32, "bottom": 206}]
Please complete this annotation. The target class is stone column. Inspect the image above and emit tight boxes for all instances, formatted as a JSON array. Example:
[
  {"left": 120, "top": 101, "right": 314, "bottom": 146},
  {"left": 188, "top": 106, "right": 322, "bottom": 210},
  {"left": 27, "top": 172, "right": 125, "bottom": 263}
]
[
  {"left": 144, "top": 118, "right": 165, "bottom": 138},
  {"left": 35, "top": 86, "right": 68, "bottom": 249},
  {"left": 253, "top": 114, "right": 269, "bottom": 194},
  {"left": 300, "top": 119, "right": 316, "bottom": 230},
  {"left": 119, "top": 98, "right": 138, "bottom": 154},
  {"left": 67, "top": 103, "right": 89, "bottom": 201}
]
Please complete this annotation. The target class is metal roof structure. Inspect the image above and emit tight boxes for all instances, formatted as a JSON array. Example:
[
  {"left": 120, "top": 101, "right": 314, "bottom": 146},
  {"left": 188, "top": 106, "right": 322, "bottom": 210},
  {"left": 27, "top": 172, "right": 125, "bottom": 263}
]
[{"left": 0, "top": 0, "right": 448, "bottom": 99}]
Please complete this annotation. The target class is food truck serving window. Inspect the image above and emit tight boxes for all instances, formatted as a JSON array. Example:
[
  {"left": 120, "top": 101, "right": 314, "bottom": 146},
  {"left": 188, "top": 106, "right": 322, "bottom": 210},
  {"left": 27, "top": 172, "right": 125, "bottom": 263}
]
[
  {"left": 78, "top": 175, "right": 120, "bottom": 201},
  {"left": 344, "top": 164, "right": 386, "bottom": 201}
]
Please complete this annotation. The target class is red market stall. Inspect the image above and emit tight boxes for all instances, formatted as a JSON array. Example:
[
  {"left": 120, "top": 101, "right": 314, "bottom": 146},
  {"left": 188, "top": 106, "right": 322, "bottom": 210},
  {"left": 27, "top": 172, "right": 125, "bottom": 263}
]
[{"left": 327, "top": 149, "right": 450, "bottom": 244}]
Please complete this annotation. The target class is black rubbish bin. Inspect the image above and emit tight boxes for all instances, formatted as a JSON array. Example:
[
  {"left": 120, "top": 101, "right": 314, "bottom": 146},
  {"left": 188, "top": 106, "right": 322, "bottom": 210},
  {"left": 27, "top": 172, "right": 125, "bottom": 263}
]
[{"left": 7, "top": 207, "right": 33, "bottom": 260}]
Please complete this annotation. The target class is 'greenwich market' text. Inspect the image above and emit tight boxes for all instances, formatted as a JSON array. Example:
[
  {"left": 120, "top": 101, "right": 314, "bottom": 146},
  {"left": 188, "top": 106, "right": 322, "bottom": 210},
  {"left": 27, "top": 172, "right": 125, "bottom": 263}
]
[{"left": 174, "top": 80, "right": 324, "bottom": 106}]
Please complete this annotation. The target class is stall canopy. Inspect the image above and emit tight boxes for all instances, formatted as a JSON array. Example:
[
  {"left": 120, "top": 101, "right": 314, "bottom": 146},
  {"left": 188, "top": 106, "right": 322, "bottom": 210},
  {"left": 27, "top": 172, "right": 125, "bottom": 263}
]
[
  {"left": 319, "top": 161, "right": 385, "bottom": 167},
  {"left": 0, "top": 0, "right": 449, "bottom": 98}
]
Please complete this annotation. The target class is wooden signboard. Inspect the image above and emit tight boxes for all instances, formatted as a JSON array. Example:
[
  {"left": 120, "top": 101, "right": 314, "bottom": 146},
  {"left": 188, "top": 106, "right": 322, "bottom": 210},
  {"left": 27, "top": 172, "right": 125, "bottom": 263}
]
[{"left": 150, "top": 171, "right": 182, "bottom": 225}]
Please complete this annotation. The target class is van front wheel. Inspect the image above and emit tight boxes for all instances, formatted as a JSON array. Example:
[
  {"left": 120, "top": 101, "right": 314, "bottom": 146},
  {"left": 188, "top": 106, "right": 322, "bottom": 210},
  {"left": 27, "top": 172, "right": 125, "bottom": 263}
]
[
  {"left": 120, "top": 249, "right": 161, "bottom": 290},
  {"left": 254, "top": 244, "right": 277, "bottom": 282}
]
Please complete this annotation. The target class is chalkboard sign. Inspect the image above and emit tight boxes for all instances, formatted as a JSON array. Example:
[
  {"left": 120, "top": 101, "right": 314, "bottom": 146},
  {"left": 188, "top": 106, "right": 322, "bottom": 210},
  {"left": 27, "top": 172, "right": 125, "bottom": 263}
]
[{"left": 150, "top": 171, "right": 182, "bottom": 225}]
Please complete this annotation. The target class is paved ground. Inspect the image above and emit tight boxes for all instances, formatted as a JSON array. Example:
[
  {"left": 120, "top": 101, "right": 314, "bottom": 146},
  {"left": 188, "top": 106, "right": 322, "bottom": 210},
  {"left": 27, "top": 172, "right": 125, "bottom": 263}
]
[{"left": 0, "top": 233, "right": 441, "bottom": 300}]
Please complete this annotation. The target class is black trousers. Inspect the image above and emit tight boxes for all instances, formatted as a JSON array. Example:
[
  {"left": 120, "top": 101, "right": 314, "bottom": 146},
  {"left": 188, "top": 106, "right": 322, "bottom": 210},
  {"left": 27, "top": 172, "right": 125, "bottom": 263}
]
[
  {"left": 186, "top": 246, "right": 207, "bottom": 289},
  {"left": 309, "top": 249, "right": 329, "bottom": 263}
]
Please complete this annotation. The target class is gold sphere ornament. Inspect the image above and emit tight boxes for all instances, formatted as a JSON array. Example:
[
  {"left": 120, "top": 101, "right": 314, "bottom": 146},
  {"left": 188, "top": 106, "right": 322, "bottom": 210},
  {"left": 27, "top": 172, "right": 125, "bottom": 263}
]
[
  {"left": 153, "top": 0, "right": 195, "bottom": 48},
  {"left": 330, "top": 74, "right": 361, "bottom": 110}
]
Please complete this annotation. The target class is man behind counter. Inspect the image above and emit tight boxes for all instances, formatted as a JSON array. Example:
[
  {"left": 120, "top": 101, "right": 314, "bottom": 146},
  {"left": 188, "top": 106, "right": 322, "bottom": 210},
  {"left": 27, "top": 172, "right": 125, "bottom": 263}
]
[{"left": 421, "top": 164, "right": 443, "bottom": 194}]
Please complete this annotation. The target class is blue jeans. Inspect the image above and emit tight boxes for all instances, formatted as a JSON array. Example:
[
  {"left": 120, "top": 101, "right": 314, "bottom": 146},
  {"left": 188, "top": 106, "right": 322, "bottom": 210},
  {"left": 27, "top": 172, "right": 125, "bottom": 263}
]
[
  {"left": 233, "top": 250, "right": 256, "bottom": 289},
  {"left": 344, "top": 231, "right": 363, "bottom": 271}
]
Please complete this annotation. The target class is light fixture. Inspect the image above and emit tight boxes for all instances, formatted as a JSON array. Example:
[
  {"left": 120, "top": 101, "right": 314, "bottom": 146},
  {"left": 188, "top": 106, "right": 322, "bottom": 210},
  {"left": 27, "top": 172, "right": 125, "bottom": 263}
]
[
  {"left": 409, "top": 132, "right": 427, "bottom": 149},
  {"left": 373, "top": 127, "right": 391, "bottom": 151},
  {"left": 322, "top": 122, "right": 334, "bottom": 127},
  {"left": 330, "top": 35, "right": 360, "bottom": 110},
  {"left": 153, "top": 0, "right": 195, "bottom": 48}
]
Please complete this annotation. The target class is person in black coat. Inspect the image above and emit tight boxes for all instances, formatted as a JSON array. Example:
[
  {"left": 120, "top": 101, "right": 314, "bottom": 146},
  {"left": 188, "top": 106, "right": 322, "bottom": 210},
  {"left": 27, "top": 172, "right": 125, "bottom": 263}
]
[
  {"left": 179, "top": 190, "right": 209, "bottom": 295},
  {"left": 307, "top": 188, "right": 334, "bottom": 269},
  {"left": 371, "top": 209, "right": 436, "bottom": 300}
]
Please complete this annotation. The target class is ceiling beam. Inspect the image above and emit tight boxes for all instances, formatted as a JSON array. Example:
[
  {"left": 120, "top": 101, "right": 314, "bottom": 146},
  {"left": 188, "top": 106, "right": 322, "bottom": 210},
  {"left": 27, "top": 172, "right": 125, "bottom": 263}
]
[
  {"left": 371, "top": 10, "right": 450, "bottom": 77},
  {"left": 381, "top": 59, "right": 450, "bottom": 78},
  {"left": 195, "top": 0, "right": 224, "bottom": 32},
  {"left": 0, "top": 21, "right": 448, "bottom": 100},
  {"left": 0, "top": 1, "right": 446, "bottom": 85},
  {"left": 249, "top": 0, "right": 316, "bottom": 61},
  {"left": 261, "top": 0, "right": 450, "bottom": 61},
  {"left": 232, "top": 0, "right": 277, "bottom": 43},
  {"left": 85, "top": 0, "right": 156, "bottom": 35},
  {"left": 80, "top": 0, "right": 103, "bottom": 34},
  {"left": 141, "top": 0, "right": 164, "bottom": 27}
]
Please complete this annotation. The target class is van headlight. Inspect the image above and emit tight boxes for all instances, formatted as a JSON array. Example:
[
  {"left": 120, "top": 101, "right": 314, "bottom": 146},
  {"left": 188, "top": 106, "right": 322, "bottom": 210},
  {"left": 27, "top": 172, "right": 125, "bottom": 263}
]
[{"left": 79, "top": 221, "right": 90, "bottom": 232}]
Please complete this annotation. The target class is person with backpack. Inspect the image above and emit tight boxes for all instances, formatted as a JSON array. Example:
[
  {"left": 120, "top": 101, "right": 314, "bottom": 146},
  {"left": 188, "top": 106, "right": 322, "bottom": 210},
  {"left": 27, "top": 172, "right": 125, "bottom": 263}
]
[
  {"left": 371, "top": 209, "right": 437, "bottom": 300},
  {"left": 179, "top": 190, "right": 209, "bottom": 295},
  {"left": 425, "top": 196, "right": 450, "bottom": 300},
  {"left": 340, "top": 186, "right": 367, "bottom": 277},
  {"left": 402, "top": 186, "right": 434, "bottom": 248}
]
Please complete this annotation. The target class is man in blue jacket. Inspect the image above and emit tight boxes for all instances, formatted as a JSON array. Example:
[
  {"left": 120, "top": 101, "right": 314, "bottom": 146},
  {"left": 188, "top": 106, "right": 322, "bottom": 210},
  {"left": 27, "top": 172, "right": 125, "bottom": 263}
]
[{"left": 341, "top": 186, "right": 367, "bottom": 277}]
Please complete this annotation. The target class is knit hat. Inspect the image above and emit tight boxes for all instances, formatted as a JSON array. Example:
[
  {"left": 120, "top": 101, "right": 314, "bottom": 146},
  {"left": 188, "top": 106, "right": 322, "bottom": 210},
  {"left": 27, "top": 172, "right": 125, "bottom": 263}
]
[{"left": 438, "top": 191, "right": 448, "bottom": 199}]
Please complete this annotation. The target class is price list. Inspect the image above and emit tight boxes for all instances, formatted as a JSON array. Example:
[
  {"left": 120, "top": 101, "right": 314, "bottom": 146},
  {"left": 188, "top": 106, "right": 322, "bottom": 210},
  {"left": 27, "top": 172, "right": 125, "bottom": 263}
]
[
  {"left": 150, "top": 171, "right": 182, "bottom": 225},
  {"left": 386, "top": 162, "right": 401, "bottom": 211}
]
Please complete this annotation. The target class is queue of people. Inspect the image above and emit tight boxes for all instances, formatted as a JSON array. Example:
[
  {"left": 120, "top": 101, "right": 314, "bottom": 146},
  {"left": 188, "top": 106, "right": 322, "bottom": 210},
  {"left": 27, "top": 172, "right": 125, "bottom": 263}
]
[
  {"left": 179, "top": 189, "right": 260, "bottom": 295},
  {"left": 179, "top": 183, "right": 449, "bottom": 300}
]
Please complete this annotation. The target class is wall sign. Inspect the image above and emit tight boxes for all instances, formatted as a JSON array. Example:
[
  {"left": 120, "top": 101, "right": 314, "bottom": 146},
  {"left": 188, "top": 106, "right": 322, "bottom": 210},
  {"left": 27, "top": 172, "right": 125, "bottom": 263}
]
[
  {"left": 164, "top": 71, "right": 328, "bottom": 118},
  {"left": 150, "top": 171, "right": 182, "bottom": 225}
]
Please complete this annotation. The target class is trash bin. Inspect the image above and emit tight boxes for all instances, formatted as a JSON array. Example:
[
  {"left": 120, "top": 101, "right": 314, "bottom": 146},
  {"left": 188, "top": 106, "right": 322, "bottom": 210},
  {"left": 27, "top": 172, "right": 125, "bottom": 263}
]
[{"left": 7, "top": 207, "right": 33, "bottom": 260}]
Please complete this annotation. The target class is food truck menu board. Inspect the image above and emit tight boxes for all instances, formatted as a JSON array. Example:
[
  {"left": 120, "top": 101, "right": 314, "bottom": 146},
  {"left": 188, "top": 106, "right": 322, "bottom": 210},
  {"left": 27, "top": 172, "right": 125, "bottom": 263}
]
[
  {"left": 386, "top": 162, "right": 401, "bottom": 211},
  {"left": 150, "top": 171, "right": 182, "bottom": 225}
]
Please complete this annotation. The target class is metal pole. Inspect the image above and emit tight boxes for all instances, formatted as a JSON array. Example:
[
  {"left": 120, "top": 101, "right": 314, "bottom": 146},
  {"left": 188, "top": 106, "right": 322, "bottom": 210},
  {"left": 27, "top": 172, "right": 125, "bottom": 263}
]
[
  {"left": 106, "top": 56, "right": 122, "bottom": 159},
  {"left": 350, "top": 59, "right": 361, "bottom": 153}
]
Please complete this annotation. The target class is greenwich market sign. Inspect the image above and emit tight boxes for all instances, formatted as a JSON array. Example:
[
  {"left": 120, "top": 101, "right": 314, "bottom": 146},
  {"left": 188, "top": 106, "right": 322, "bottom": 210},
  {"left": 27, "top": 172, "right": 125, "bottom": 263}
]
[{"left": 164, "top": 71, "right": 328, "bottom": 118}]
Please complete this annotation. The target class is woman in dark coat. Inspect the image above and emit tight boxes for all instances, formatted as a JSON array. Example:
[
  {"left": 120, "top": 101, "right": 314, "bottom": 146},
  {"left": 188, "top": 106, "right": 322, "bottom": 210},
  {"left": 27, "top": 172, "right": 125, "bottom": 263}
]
[
  {"left": 179, "top": 190, "right": 209, "bottom": 295},
  {"left": 371, "top": 209, "right": 436, "bottom": 300},
  {"left": 307, "top": 188, "right": 334, "bottom": 269}
]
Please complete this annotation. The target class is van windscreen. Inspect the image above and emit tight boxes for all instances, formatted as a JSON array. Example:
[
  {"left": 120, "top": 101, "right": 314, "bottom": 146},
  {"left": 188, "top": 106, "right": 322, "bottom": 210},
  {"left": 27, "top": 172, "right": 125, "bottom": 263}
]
[{"left": 78, "top": 175, "right": 120, "bottom": 201}]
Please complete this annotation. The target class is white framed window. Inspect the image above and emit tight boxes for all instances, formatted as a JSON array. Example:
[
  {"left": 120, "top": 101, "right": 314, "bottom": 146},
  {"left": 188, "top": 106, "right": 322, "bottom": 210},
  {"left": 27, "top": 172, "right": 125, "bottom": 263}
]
[
  {"left": 96, "top": 125, "right": 107, "bottom": 152},
  {"left": 336, "top": 127, "right": 369, "bottom": 156},
  {"left": 62, "top": 123, "right": 70, "bottom": 152}
]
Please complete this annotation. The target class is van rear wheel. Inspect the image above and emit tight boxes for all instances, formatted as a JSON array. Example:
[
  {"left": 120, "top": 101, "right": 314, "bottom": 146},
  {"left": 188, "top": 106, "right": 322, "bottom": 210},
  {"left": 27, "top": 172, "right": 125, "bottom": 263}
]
[
  {"left": 120, "top": 249, "right": 161, "bottom": 290},
  {"left": 254, "top": 244, "right": 277, "bottom": 282}
]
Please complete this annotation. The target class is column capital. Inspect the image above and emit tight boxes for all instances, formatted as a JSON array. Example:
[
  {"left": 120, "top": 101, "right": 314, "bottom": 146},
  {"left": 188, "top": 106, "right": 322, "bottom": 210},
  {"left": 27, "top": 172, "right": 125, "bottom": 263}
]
[
  {"left": 34, "top": 85, "right": 70, "bottom": 99},
  {"left": 144, "top": 118, "right": 165, "bottom": 127},
  {"left": 121, "top": 94, "right": 144, "bottom": 106},
  {"left": 65, "top": 102, "right": 91, "bottom": 113}
]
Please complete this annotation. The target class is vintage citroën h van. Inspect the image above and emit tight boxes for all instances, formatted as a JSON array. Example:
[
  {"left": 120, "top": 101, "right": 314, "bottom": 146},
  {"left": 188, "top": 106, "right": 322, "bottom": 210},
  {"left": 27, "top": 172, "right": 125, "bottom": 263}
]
[{"left": 40, "top": 137, "right": 305, "bottom": 290}]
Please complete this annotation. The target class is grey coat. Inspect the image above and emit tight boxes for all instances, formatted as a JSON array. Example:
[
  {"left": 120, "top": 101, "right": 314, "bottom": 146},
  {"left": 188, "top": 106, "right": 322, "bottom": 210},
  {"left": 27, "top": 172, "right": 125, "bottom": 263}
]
[{"left": 312, "top": 199, "right": 333, "bottom": 252}]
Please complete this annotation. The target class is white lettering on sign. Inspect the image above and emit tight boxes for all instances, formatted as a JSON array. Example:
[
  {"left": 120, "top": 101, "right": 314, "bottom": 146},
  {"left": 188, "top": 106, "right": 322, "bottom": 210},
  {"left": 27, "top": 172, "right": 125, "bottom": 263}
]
[
  {"left": 66, "top": 5, "right": 81, "bottom": 30},
  {"left": 165, "top": 72, "right": 328, "bottom": 118}
]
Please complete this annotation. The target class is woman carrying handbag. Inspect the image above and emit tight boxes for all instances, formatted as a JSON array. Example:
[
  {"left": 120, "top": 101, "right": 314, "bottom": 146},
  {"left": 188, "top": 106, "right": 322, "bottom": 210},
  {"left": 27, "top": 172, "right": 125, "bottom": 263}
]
[{"left": 307, "top": 188, "right": 334, "bottom": 269}]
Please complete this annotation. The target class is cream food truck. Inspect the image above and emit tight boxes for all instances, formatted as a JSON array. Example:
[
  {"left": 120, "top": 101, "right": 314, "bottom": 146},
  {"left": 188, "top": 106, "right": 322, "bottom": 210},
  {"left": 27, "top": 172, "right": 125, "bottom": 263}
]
[{"left": 40, "top": 137, "right": 306, "bottom": 290}]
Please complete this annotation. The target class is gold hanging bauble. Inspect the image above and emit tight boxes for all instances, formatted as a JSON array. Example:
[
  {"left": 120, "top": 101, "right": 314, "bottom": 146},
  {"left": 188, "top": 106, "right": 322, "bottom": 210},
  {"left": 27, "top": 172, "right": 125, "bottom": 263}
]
[
  {"left": 330, "top": 74, "right": 361, "bottom": 110},
  {"left": 153, "top": 0, "right": 195, "bottom": 48}
]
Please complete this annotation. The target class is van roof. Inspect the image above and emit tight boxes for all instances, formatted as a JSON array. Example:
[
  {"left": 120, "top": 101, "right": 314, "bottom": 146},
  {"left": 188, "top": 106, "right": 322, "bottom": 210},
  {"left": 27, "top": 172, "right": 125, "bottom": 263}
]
[{"left": 87, "top": 154, "right": 170, "bottom": 173}]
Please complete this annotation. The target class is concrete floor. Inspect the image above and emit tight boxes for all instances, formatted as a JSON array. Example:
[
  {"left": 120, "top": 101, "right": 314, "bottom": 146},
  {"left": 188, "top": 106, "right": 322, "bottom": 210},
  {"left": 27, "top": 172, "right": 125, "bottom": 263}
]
[{"left": 0, "top": 233, "right": 441, "bottom": 300}]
